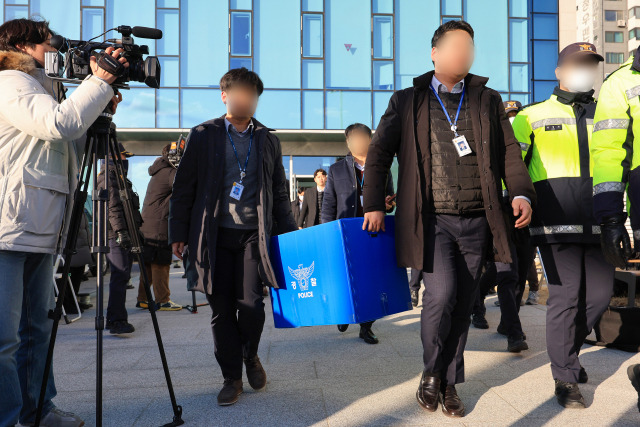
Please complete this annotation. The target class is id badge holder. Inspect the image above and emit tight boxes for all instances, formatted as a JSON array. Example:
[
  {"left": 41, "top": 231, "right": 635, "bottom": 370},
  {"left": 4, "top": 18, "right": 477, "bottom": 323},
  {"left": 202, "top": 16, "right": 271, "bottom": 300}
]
[
  {"left": 452, "top": 135, "right": 473, "bottom": 157},
  {"left": 230, "top": 181, "right": 244, "bottom": 200}
]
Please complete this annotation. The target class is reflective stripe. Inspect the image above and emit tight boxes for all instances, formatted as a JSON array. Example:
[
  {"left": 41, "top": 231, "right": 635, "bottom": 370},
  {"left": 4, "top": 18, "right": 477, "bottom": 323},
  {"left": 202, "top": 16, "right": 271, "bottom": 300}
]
[
  {"left": 593, "top": 181, "right": 626, "bottom": 195},
  {"left": 519, "top": 142, "right": 530, "bottom": 152},
  {"left": 502, "top": 189, "right": 509, "bottom": 198},
  {"left": 592, "top": 225, "right": 601, "bottom": 235},
  {"left": 529, "top": 225, "right": 583, "bottom": 236},
  {"left": 586, "top": 118, "right": 593, "bottom": 126},
  {"left": 531, "top": 117, "right": 576, "bottom": 130},
  {"left": 626, "top": 85, "right": 640, "bottom": 100},
  {"left": 593, "top": 118, "right": 630, "bottom": 132}
]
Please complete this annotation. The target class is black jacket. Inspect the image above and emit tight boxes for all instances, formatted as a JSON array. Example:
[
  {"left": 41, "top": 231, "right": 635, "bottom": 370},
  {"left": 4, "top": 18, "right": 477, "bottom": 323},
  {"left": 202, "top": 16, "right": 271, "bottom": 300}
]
[
  {"left": 140, "top": 155, "right": 176, "bottom": 264},
  {"left": 297, "top": 185, "right": 323, "bottom": 228},
  {"left": 363, "top": 71, "right": 536, "bottom": 270},
  {"left": 96, "top": 161, "right": 143, "bottom": 241},
  {"left": 322, "top": 154, "right": 394, "bottom": 223},
  {"left": 291, "top": 198, "right": 302, "bottom": 225},
  {"left": 169, "top": 115, "right": 297, "bottom": 294}
]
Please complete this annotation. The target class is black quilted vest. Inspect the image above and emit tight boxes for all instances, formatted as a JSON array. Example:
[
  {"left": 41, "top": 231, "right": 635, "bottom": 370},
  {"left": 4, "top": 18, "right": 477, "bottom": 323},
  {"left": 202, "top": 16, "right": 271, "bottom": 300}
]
[{"left": 429, "top": 89, "right": 484, "bottom": 214}]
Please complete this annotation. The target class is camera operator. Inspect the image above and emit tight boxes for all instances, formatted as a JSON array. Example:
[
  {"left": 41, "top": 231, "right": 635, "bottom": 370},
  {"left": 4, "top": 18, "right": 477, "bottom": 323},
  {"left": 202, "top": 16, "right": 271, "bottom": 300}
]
[{"left": 0, "top": 18, "right": 128, "bottom": 427}]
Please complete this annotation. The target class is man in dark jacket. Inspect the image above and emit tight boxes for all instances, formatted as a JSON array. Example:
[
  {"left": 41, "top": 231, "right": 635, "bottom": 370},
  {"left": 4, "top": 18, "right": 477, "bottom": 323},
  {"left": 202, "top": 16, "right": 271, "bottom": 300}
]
[
  {"left": 137, "top": 144, "right": 182, "bottom": 311},
  {"left": 322, "top": 123, "right": 395, "bottom": 344},
  {"left": 362, "top": 21, "right": 536, "bottom": 417},
  {"left": 169, "top": 68, "right": 297, "bottom": 406},
  {"left": 96, "top": 143, "right": 143, "bottom": 335},
  {"left": 291, "top": 187, "right": 304, "bottom": 225},
  {"left": 297, "top": 169, "right": 327, "bottom": 228}
]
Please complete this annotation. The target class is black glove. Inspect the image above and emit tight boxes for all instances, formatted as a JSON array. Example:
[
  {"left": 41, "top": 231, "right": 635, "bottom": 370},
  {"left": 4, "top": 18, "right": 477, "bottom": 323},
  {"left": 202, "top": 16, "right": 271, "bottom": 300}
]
[
  {"left": 600, "top": 213, "right": 632, "bottom": 269},
  {"left": 116, "top": 230, "right": 132, "bottom": 251}
]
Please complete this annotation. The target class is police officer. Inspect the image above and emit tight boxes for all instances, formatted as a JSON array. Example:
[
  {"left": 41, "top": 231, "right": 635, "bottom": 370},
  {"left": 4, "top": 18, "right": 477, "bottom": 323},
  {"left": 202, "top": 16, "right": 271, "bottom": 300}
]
[{"left": 512, "top": 42, "right": 611, "bottom": 409}]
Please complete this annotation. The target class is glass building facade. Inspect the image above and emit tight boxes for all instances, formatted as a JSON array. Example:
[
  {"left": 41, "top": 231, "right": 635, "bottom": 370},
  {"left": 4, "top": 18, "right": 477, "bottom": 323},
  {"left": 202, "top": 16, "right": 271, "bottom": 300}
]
[{"left": 2, "top": 0, "right": 559, "bottom": 195}]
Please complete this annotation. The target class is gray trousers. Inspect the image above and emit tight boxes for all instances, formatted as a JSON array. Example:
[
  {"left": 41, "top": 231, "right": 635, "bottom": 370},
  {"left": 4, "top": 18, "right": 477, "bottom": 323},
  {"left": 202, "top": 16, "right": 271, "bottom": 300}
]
[
  {"left": 540, "top": 243, "right": 614, "bottom": 383},
  {"left": 420, "top": 214, "right": 488, "bottom": 386}
]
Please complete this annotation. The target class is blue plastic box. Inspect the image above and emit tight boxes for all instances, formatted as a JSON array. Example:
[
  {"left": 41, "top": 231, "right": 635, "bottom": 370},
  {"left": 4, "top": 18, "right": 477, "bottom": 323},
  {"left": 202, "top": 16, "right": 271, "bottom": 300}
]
[{"left": 269, "top": 216, "right": 411, "bottom": 328}]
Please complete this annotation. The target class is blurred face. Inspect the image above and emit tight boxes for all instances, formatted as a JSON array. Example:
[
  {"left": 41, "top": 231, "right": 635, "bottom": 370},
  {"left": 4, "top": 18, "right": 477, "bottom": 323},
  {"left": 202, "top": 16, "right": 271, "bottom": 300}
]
[
  {"left": 555, "top": 55, "right": 599, "bottom": 93},
  {"left": 221, "top": 84, "right": 259, "bottom": 118},
  {"left": 314, "top": 172, "right": 327, "bottom": 187},
  {"left": 431, "top": 30, "right": 475, "bottom": 78},
  {"left": 17, "top": 33, "right": 55, "bottom": 66},
  {"left": 346, "top": 130, "right": 371, "bottom": 158}
]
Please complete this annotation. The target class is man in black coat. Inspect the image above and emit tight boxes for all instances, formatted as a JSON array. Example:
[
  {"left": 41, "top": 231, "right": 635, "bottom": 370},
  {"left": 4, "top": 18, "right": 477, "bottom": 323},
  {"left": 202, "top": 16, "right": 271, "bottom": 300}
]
[
  {"left": 96, "top": 143, "right": 143, "bottom": 335},
  {"left": 169, "top": 68, "right": 297, "bottom": 406},
  {"left": 362, "top": 21, "right": 536, "bottom": 417},
  {"left": 137, "top": 144, "right": 182, "bottom": 311},
  {"left": 291, "top": 187, "right": 304, "bottom": 225},
  {"left": 297, "top": 169, "right": 327, "bottom": 228},
  {"left": 321, "top": 123, "right": 395, "bottom": 344}
]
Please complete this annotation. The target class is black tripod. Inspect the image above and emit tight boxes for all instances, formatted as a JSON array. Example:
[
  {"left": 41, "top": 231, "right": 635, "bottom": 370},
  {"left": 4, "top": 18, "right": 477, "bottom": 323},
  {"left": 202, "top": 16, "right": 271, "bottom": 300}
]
[{"left": 34, "top": 100, "right": 184, "bottom": 427}]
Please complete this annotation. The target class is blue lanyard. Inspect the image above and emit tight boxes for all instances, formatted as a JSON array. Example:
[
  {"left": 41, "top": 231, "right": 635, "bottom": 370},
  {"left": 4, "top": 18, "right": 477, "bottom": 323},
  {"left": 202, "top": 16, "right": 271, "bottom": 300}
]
[
  {"left": 226, "top": 128, "right": 253, "bottom": 183},
  {"left": 430, "top": 84, "right": 465, "bottom": 137},
  {"left": 356, "top": 170, "right": 364, "bottom": 188}
]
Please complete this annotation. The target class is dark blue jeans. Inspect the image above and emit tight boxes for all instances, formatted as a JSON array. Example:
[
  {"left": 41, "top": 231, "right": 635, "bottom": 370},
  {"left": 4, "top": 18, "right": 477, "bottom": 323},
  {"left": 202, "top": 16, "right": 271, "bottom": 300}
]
[
  {"left": 106, "top": 238, "right": 132, "bottom": 323},
  {"left": 0, "top": 250, "right": 56, "bottom": 425}
]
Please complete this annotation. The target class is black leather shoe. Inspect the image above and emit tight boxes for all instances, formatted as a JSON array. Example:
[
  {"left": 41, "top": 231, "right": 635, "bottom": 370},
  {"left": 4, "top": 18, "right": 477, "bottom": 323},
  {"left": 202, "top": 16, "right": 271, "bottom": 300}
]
[
  {"left": 411, "top": 290, "right": 419, "bottom": 307},
  {"left": 337, "top": 324, "right": 349, "bottom": 332},
  {"left": 108, "top": 320, "right": 135, "bottom": 335},
  {"left": 472, "top": 313, "right": 489, "bottom": 329},
  {"left": 441, "top": 385, "right": 465, "bottom": 417},
  {"left": 416, "top": 372, "right": 440, "bottom": 412},
  {"left": 554, "top": 380, "right": 585, "bottom": 409},
  {"left": 507, "top": 335, "right": 529, "bottom": 353},
  {"left": 217, "top": 379, "right": 243, "bottom": 406},
  {"left": 498, "top": 323, "right": 526, "bottom": 340},
  {"left": 578, "top": 365, "right": 588, "bottom": 384},
  {"left": 244, "top": 356, "right": 267, "bottom": 390},
  {"left": 359, "top": 326, "right": 379, "bottom": 344}
]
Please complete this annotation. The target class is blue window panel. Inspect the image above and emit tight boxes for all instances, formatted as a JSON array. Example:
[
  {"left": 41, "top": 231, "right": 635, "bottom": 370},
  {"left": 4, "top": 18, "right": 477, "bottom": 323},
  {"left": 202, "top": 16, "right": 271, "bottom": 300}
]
[
  {"left": 156, "top": 89, "right": 179, "bottom": 128},
  {"left": 441, "top": 0, "right": 462, "bottom": 16},
  {"left": 292, "top": 157, "right": 336, "bottom": 176},
  {"left": 113, "top": 88, "right": 155, "bottom": 128},
  {"left": 466, "top": 0, "right": 509, "bottom": 92},
  {"left": 5, "top": 0, "right": 27, "bottom": 3},
  {"left": 255, "top": 0, "right": 300, "bottom": 88},
  {"left": 82, "top": 0, "right": 104, "bottom": 5},
  {"left": 533, "top": 81, "right": 556, "bottom": 102},
  {"left": 181, "top": 89, "right": 219, "bottom": 128},
  {"left": 157, "top": 0, "right": 179, "bottom": 7},
  {"left": 509, "top": 19, "right": 528, "bottom": 62},
  {"left": 532, "top": 0, "right": 558, "bottom": 13},
  {"left": 157, "top": 9, "right": 179, "bottom": 56},
  {"left": 510, "top": 63, "right": 529, "bottom": 93},
  {"left": 326, "top": 91, "right": 371, "bottom": 129},
  {"left": 509, "top": 0, "right": 527, "bottom": 17},
  {"left": 231, "top": 11, "right": 252, "bottom": 56},
  {"left": 107, "top": 0, "right": 155, "bottom": 55},
  {"left": 373, "top": 91, "right": 393, "bottom": 130},
  {"left": 181, "top": 0, "right": 228, "bottom": 87},
  {"left": 231, "top": 0, "right": 252, "bottom": 9},
  {"left": 533, "top": 13, "right": 558, "bottom": 40},
  {"left": 303, "top": 91, "right": 324, "bottom": 129},
  {"left": 302, "top": 59, "right": 323, "bottom": 89},
  {"left": 373, "top": 15, "right": 393, "bottom": 59},
  {"left": 302, "top": 14, "right": 323, "bottom": 57},
  {"left": 373, "top": 61, "right": 394, "bottom": 90},
  {"left": 82, "top": 8, "right": 103, "bottom": 40},
  {"left": 533, "top": 40, "right": 558, "bottom": 81},
  {"left": 30, "top": 0, "right": 81, "bottom": 39},
  {"left": 159, "top": 57, "right": 179, "bottom": 87},
  {"left": 394, "top": 0, "right": 438, "bottom": 89},
  {"left": 255, "top": 90, "right": 301, "bottom": 129},
  {"left": 5, "top": 5, "right": 28, "bottom": 20},
  {"left": 326, "top": 0, "right": 371, "bottom": 90},
  {"left": 373, "top": 0, "right": 393, "bottom": 13},
  {"left": 230, "top": 57, "right": 252, "bottom": 70},
  {"left": 302, "top": 0, "right": 322, "bottom": 12},
  {"left": 508, "top": 93, "right": 530, "bottom": 106}
]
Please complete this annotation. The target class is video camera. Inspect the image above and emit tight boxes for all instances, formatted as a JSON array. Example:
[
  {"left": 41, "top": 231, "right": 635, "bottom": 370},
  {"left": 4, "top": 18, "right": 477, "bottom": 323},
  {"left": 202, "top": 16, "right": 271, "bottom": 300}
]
[
  {"left": 44, "top": 25, "right": 162, "bottom": 89},
  {"left": 168, "top": 134, "right": 186, "bottom": 168}
]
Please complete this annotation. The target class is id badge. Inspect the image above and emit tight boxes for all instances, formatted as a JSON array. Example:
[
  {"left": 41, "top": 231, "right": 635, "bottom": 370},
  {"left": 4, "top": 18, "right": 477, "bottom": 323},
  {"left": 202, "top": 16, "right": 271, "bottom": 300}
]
[
  {"left": 230, "top": 181, "right": 244, "bottom": 200},
  {"left": 452, "top": 135, "right": 472, "bottom": 157}
]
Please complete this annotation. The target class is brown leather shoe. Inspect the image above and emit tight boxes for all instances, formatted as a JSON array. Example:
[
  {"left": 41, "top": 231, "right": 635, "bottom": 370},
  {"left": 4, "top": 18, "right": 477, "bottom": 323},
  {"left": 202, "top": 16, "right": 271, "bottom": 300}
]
[
  {"left": 217, "top": 379, "right": 243, "bottom": 406},
  {"left": 441, "top": 385, "right": 465, "bottom": 417},
  {"left": 416, "top": 372, "right": 440, "bottom": 412},
  {"left": 244, "top": 356, "right": 267, "bottom": 390}
]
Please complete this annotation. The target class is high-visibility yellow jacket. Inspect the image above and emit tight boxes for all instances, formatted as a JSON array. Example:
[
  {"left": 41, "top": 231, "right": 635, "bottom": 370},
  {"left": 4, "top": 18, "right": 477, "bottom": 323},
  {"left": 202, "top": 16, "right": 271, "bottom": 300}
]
[
  {"left": 592, "top": 56, "right": 640, "bottom": 235},
  {"left": 512, "top": 88, "right": 598, "bottom": 245}
]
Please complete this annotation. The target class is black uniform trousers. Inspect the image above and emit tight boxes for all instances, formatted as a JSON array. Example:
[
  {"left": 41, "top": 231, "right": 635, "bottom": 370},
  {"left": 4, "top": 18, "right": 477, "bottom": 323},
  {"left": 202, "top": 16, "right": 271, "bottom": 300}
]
[
  {"left": 540, "top": 243, "right": 614, "bottom": 383},
  {"left": 106, "top": 238, "right": 133, "bottom": 323},
  {"left": 206, "top": 227, "right": 265, "bottom": 381},
  {"left": 420, "top": 214, "right": 488, "bottom": 386},
  {"left": 409, "top": 268, "right": 423, "bottom": 293}
]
